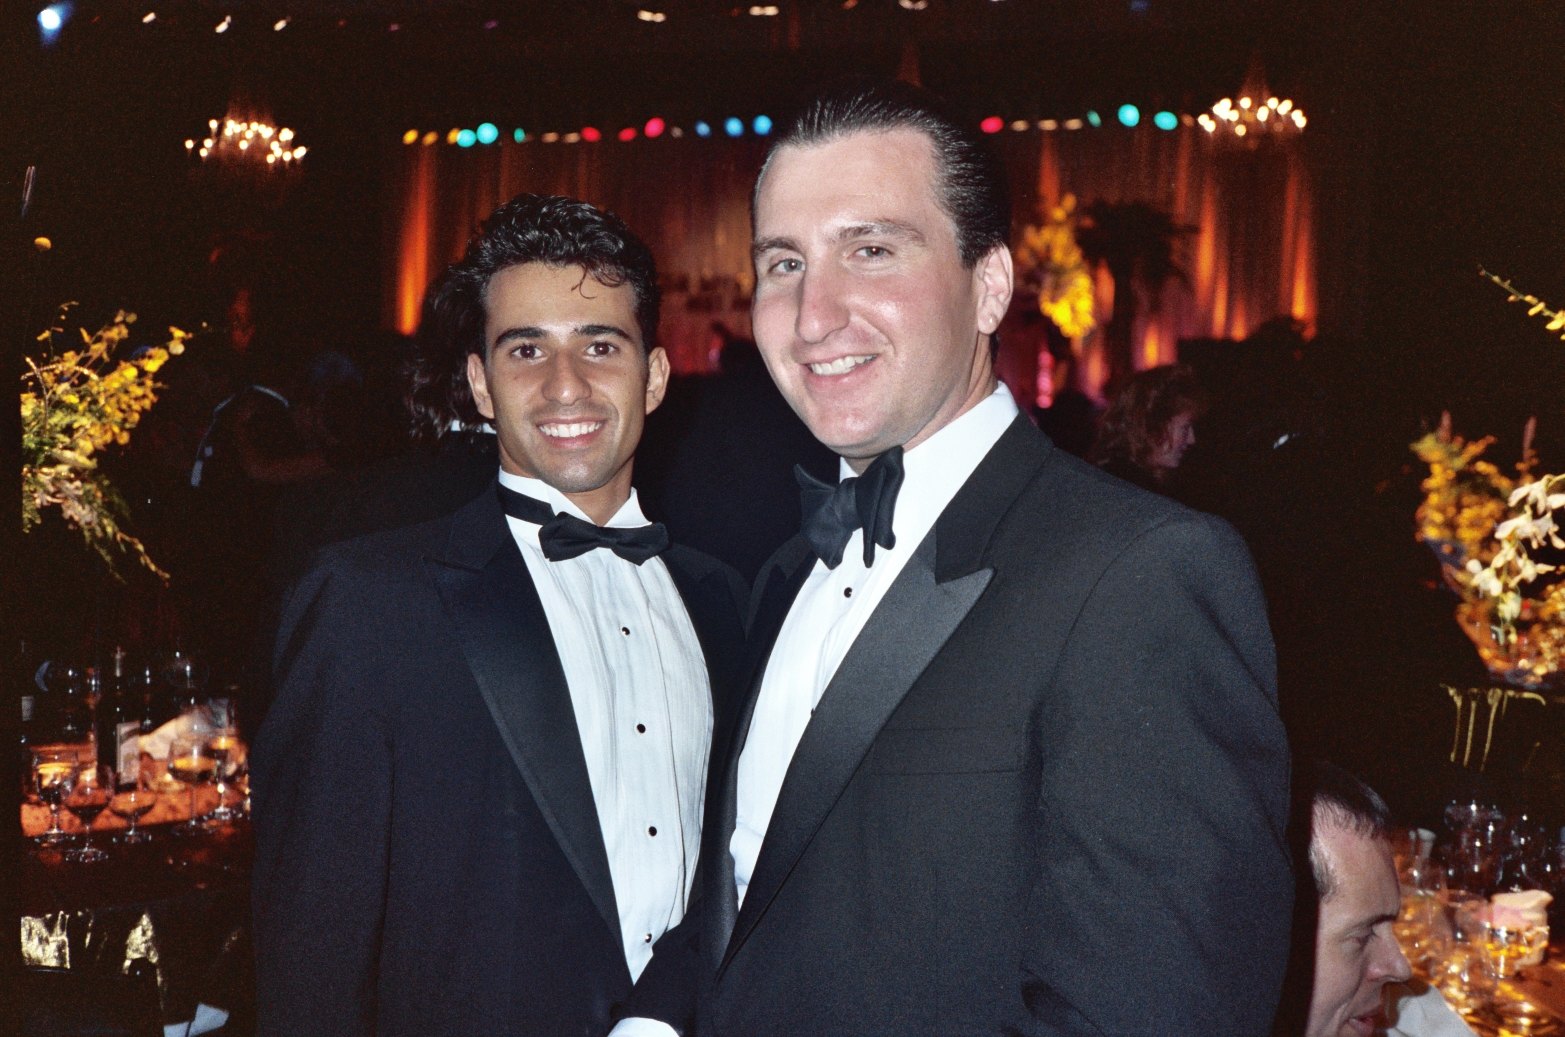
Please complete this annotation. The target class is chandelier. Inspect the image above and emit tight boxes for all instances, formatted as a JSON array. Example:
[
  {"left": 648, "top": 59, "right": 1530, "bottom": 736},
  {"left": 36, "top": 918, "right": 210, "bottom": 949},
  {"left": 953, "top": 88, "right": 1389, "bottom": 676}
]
[
  {"left": 1197, "top": 94, "right": 1305, "bottom": 140},
  {"left": 1198, "top": 58, "right": 1305, "bottom": 143},
  {"left": 185, "top": 116, "right": 307, "bottom": 166}
]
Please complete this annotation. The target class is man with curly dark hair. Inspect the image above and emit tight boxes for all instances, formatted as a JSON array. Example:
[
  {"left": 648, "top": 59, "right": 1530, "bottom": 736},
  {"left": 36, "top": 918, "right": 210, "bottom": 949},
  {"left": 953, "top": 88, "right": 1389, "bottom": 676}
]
[{"left": 252, "top": 194, "right": 746, "bottom": 1037}]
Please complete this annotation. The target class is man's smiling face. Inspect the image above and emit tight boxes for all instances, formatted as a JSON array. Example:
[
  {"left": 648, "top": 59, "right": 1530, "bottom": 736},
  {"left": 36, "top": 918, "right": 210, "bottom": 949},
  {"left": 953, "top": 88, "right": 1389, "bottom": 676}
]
[
  {"left": 467, "top": 261, "right": 668, "bottom": 523},
  {"left": 749, "top": 128, "right": 1011, "bottom": 470}
]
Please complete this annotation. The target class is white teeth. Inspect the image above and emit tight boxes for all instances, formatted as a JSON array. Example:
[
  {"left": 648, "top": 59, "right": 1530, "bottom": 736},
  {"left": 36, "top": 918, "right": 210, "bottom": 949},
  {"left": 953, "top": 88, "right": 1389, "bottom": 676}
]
[
  {"left": 807, "top": 355, "right": 874, "bottom": 376},
  {"left": 540, "top": 421, "right": 602, "bottom": 438}
]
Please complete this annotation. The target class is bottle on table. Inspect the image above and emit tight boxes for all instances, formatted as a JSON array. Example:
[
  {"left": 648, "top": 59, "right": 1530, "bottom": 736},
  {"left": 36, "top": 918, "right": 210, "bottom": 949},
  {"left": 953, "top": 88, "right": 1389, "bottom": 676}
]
[
  {"left": 17, "top": 638, "right": 38, "bottom": 797},
  {"left": 95, "top": 646, "right": 142, "bottom": 787}
]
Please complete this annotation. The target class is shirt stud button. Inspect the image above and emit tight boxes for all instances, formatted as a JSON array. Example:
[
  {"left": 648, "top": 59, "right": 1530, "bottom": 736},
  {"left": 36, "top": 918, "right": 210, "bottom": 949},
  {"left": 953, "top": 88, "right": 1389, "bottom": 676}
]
[
  {"left": 644, "top": 933, "right": 652, "bottom": 943},
  {"left": 648, "top": 826, "right": 657, "bottom": 836},
  {"left": 636, "top": 723, "right": 646, "bottom": 734},
  {"left": 843, "top": 587, "right": 853, "bottom": 598},
  {"left": 620, "top": 626, "right": 630, "bottom": 636}
]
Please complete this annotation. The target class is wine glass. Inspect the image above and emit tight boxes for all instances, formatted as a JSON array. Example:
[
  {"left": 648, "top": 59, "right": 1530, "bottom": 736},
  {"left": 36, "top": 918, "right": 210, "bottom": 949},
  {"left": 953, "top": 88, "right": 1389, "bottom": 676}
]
[
  {"left": 1481, "top": 920, "right": 1556, "bottom": 1032},
  {"left": 1430, "top": 894, "right": 1496, "bottom": 1016},
  {"left": 167, "top": 734, "right": 217, "bottom": 836},
  {"left": 32, "top": 748, "right": 77, "bottom": 845},
  {"left": 203, "top": 727, "right": 246, "bottom": 824},
  {"left": 63, "top": 763, "right": 112, "bottom": 863},
  {"left": 110, "top": 766, "right": 157, "bottom": 844},
  {"left": 1397, "top": 836, "right": 1447, "bottom": 971},
  {"left": 1446, "top": 828, "right": 1504, "bottom": 897}
]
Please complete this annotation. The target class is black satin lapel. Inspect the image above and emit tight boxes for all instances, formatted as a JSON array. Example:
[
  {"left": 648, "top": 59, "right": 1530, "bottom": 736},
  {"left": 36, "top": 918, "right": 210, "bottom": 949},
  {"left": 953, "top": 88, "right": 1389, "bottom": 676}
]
[
  {"left": 429, "top": 542, "right": 620, "bottom": 942},
  {"left": 720, "top": 533, "right": 993, "bottom": 972}
]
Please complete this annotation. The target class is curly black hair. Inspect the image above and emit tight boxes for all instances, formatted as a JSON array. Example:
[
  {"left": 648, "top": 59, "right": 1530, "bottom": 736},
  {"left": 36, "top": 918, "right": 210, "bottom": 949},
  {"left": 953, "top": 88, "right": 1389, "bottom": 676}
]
[{"left": 407, "top": 194, "right": 660, "bottom": 439}]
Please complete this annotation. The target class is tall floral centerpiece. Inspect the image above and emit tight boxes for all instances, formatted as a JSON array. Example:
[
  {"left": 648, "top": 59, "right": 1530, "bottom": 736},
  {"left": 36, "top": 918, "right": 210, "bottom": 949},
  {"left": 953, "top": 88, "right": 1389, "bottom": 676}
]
[
  {"left": 22, "top": 305, "right": 191, "bottom": 581},
  {"left": 1413, "top": 272, "right": 1565, "bottom": 690},
  {"left": 1015, "top": 193, "right": 1097, "bottom": 341}
]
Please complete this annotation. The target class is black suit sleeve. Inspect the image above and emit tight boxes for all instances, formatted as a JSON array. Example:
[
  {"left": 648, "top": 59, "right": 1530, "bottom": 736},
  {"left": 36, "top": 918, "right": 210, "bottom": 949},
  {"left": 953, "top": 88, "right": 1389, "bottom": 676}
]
[
  {"left": 1014, "top": 512, "right": 1292, "bottom": 1036},
  {"left": 251, "top": 556, "right": 395, "bottom": 1037}
]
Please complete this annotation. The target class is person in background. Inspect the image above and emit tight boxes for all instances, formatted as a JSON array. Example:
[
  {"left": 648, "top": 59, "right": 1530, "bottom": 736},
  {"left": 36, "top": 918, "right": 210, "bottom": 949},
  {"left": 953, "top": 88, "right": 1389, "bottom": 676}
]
[
  {"left": 251, "top": 194, "right": 746, "bottom": 1037},
  {"left": 1090, "top": 361, "right": 1208, "bottom": 494},
  {"left": 1280, "top": 763, "right": 1471, "bottom": 1037}
]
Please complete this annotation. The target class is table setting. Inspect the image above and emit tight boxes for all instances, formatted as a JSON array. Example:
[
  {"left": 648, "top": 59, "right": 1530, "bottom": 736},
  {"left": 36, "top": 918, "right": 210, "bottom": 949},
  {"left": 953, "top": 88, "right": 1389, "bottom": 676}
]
[
  {"left": 20, "top": 699, "right": 255, "bottom": 1035},
  {"left": 1394, "top": 800, "right": 1565, "bottom": 1036}
]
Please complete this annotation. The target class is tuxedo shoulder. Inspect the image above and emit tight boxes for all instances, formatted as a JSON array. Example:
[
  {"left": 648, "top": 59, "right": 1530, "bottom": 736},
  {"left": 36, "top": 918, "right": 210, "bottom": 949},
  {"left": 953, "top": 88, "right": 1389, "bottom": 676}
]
[
  {"left": 293, "top": 511, "right": 456, "bottom": 590},
  {"left": 1017, "top": 447, "right": 1249, "bottom": 564},
  {"left": 663, "top": 542, "right": 750, "bottom": 619},
  {"left": 663, "top": 541, "right": 738, "bottom": 584}
]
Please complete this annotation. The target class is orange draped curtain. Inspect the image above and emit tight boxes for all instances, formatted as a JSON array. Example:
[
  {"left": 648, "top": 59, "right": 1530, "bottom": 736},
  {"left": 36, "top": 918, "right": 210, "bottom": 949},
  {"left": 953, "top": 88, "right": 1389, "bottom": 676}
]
[
  {"left": 386, "top": 126, "right": 1315, "bottom": 395},
  {"left": 992, "top": 126, "right": 1316, "bottom": 401}
]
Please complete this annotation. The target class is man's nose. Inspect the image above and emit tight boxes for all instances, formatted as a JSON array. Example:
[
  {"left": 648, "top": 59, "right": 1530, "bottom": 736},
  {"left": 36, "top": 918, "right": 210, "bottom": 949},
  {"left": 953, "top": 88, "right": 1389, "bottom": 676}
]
[
  {"left": 794, "top": 267, "right": 850, "bottom": 344},
  {"left": 1373, "top": 936, "right": 1412, "bottom": 985},
  {"left": 542, "top": 354, "right": 590, "bottom": 404}
]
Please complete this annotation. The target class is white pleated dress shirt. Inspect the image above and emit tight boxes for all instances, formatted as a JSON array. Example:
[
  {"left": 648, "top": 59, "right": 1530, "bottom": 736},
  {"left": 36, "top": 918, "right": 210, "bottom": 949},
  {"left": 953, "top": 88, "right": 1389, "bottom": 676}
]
[
  {"left": 497, "top": 470, "right": 712, "bottom": 982},
  {"left": 730, "top": 384, "right": 1018, "bottom": 908}
]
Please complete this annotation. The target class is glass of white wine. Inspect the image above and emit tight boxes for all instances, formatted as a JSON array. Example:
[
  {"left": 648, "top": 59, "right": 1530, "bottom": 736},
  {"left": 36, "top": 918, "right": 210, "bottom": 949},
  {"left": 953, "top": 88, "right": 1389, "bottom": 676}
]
[
  {"left": 1482, "top": 921, "right": 1556, "bottom": 1033},
  {"left": 110, "top": 766, "right": 157, "bottom": 844},
  {"left": 167, "top": 734, "right": 218, "bottom": 837},
  {"left": 63, "top": 763, "right": 112, "bottom": 863},
  {"left": 204, "top": 728, "right": 245, "bottom": 825}
]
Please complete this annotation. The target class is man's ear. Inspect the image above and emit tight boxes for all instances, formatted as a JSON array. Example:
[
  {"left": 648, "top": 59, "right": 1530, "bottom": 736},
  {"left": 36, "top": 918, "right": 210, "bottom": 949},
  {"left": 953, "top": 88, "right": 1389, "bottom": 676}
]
[
  {"left": 974, "top": 244, "right": 1014, "bottom": 336},
  {"left": 644, "top": 346, "right": 671, "bottom": 415},
  {"left": 466, "top": 352, "right": 496, "bottom": 420}
]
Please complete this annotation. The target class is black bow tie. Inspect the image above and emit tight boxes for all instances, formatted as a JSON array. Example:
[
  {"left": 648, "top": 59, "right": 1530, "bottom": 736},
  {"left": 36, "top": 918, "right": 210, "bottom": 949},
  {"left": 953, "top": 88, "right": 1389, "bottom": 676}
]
[
  {"left": 497, "top": 485, "right": 669, "bottom": 565},
  {"left": 795, "top": 446, "right": 905, "bottom": 570}
]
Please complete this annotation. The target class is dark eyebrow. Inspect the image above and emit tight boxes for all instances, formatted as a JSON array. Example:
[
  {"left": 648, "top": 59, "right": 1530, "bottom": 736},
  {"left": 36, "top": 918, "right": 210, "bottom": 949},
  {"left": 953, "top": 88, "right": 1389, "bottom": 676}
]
[
  {"left": 492, "top": 322, "right": 635, "bottom": 348},
  {"left": 834, "top": 220, "right": 926, "bottom": 246},
  {"left": 752, "top": 236, "right": 799, "bottom": 263}
]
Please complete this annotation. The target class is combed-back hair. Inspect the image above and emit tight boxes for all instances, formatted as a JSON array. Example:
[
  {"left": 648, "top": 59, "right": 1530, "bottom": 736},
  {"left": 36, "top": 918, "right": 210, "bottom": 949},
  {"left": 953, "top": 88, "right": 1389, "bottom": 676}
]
[
  {"left": 755, "top": 78, "right": 1011, "bottom": 270},
  {"left": 1305, "top": 761, "right": 1394, "bottom": 902},
  {"left": 406, "top": 193, "right": 660, "bottom": 439},
  {"left": 1090, "top": 363, "right": 1209, "bottom": 471}
]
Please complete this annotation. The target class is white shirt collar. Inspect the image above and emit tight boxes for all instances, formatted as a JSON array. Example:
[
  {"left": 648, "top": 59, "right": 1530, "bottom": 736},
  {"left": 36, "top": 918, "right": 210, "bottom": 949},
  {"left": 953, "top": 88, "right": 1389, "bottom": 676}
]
[
  {"left": 838, "top": 384, "right": 1019, "bottom": 552},
  {"left": 495, "top": 469, "right": 650, "bottom": 529}
]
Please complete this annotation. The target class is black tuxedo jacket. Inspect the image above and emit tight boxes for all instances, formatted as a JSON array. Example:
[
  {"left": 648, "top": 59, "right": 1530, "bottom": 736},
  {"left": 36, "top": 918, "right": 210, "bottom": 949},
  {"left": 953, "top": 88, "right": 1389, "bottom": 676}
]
[
  {"left": 632, "top": 417, "right": 1292, "bottom": 1036},
  {"left": 251, "top": 485, "right": 746, "bottom": 1037}
]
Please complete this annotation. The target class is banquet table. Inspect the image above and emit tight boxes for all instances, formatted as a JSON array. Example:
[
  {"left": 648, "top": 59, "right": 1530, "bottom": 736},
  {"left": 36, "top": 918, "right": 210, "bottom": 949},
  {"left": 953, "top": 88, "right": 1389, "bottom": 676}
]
[
  {"left": 21, "top": 784, "right": 254, "bottom": 1032},
  {"left": 1398, "top": 900, "right": 1565, "bottom": 1035}
]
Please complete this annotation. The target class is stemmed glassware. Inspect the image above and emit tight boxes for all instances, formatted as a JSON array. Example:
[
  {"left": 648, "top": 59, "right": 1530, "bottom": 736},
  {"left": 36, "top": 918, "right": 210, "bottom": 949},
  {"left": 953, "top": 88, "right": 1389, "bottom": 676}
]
[
  {"left": 63, "top": 763, "right": 113, "bottom": 863},
  {"left": 1396, "top": 830, "right": 1447, "bottom": 971},
  {"left": 1481, "top": 916, "right": 1556, "bottom": 1034},
  {"left": 203, "top": 727, "right": 246, "bottom": 825},
  {"left": 1445, "top": 824, "right": 1505, "bottom": 898},
  {"left": 32, "top": 748, "right": 77, "bottom": 845},
  {"left": 167, "top": 734, "right": 218, "bottom": 836},
  {"left": 110, "top": 765, "right": 157, "bottom": 844}
]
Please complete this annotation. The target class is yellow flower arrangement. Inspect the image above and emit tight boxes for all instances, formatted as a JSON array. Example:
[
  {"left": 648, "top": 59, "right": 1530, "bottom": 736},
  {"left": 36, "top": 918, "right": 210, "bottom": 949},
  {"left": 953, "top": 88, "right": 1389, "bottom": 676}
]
[
  {"left": 1015, "top": 193, "right": 1097, "bottom": 340},
  {"left": 1413, "top": 271, "right": 1565, "bottom": 688},
  {"left": 22, "top": 304, "right": 192, "bottom": 582}
]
